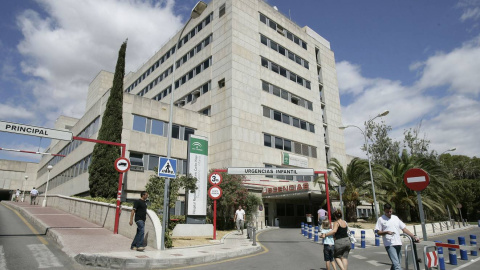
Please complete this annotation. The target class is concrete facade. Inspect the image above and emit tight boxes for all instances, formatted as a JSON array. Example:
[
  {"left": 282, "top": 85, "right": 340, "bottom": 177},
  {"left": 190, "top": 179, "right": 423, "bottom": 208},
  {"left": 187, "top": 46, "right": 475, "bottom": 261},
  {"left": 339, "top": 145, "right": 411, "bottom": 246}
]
[{"left": 3, "top": 0, "right": 347, "bottom": 227}]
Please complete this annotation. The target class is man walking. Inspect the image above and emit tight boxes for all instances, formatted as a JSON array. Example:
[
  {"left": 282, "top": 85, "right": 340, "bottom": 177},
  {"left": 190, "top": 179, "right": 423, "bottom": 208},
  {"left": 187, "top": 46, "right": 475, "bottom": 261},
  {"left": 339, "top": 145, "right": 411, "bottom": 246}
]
[
  {"left": 375, "top": 203, "right": 419, "bottom": 270},
  {"left": 129, "top": 191, "right": 148, "bottom": 251},
  {"left": 318, "top": 206, "right": 327, "bottom": 224},
  {"left": 234, "top": 205, "right": 246, "bottom": 235},
  {"left": 30, "top": 187, "right": 39, "bottom": 205}
]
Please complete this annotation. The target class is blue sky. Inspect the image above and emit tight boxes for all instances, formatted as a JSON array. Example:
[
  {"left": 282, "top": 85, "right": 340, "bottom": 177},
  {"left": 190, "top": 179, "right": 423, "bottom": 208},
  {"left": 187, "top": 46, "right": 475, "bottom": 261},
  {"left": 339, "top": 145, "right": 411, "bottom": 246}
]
[{"left": 1, "top": 0, "right": 479, "bottom": 163}]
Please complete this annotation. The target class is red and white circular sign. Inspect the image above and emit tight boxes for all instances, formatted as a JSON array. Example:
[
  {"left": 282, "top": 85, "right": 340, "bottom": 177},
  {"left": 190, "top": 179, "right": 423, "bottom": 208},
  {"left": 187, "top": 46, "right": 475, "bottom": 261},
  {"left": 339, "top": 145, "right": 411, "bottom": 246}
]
[
  {"left": 208, "top": 173, "right": 222, "bottom": 186},
  {"left": 404, "top": 168, "right": 430, "bottom": 191},
  {"left": 114, "top": 157, "right": 131, "bottom": 173},
  {"left": 208, "top": 186, "right": 222, "bottom": 200}
]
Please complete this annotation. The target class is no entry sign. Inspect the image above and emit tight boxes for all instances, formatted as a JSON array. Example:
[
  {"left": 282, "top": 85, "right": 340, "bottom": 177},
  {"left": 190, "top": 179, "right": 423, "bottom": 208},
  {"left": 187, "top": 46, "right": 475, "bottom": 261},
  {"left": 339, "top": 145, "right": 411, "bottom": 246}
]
[
  {"left": 208, "top": 186, "right": 222, "bottom": 200},
  {"left": 404, "top": 168, "right": 430, "bottom": 191}
]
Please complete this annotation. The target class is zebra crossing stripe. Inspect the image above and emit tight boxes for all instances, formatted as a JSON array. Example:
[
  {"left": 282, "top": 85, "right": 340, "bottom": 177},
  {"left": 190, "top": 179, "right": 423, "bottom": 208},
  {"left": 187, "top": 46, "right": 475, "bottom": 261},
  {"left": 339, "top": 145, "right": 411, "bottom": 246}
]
[
  {"left": 0, "top": 246, "right": 7, "bottom": 270},
  {"left": 27, "top": 244, "right": 63, "bottom": 268}
]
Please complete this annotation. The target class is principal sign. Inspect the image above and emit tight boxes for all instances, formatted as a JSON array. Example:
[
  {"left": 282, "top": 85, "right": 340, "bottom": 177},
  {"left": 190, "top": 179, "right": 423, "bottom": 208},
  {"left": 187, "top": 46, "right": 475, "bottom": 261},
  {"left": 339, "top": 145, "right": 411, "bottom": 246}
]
[
  {"left": 227, "top": 167, "right": 314, "bottom": 176},
  {"left": 0, "top": 120, "right": 73, "bottom": 141}
]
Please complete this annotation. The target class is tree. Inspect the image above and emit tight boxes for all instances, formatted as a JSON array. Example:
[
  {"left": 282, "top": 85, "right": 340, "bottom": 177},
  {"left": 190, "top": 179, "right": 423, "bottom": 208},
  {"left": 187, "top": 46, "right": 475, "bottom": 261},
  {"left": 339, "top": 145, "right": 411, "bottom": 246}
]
[
  {"left": 328, "top": 158, "right": 371, "bottom": 222},
  {"left": 403, "top": 121, "right": 435, "bottom": 159},
  {"left": 364, "top": 120, "right": 400, "bottom": 168},
  {"left": 244, "top": 193, "right": 262, "bottom": 224},
  {"left": 88, "top": 41, "right": 127, "bottom": 198}
]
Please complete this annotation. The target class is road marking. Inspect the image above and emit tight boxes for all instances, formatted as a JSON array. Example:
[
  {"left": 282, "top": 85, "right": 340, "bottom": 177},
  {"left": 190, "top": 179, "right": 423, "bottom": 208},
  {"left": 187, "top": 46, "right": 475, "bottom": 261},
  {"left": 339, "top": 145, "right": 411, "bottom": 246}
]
[
  {"left": 1, "top": 202, "right": 48, "bottom": 245},
  {"left": 352, "top": 254, "right": 367, "bottom": 259},
  {"left": 0, "top": 245, "right": 7, "bottom": 270},
  {"left": 27, "top": 244, "right": 63, "bottom": 268},
  {"left": 451, "top": 256, "right": 480, "bottom": 270},
  {"left": 366, "top": 260, "right": 384, "bottom": 266}
]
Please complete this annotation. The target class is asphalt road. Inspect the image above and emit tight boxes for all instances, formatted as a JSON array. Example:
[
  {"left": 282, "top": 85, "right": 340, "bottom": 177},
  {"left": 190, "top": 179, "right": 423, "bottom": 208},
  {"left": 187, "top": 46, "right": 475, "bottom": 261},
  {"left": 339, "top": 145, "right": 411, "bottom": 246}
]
[
  {"left": 0, "top": 202, "right": 98, "bottom": 270},
  {"left": 183, "top": 226, "right": 480, "bottom": 270}
]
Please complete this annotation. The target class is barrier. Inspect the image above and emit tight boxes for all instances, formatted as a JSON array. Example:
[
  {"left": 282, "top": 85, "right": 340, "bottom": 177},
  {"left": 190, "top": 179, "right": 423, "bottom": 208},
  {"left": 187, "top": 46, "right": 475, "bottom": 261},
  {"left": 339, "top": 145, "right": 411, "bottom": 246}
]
[
  {"left": 424, "top": 245, "right": 438, "bottom": 270},
  {"left": 402, "top": 234, "right": 420, "bottom": 270},
  {"left": 350, "top": 231, "right": 355, "bottom": 249},
  {"left": 375, "top": 230, "right": 380, "bottom": 246},
  {"left": 314, "top": 226, "right": 319, "bottom": 242},
  {"left": 458, "top": 236, "right": 468, "bottom": 260},
  {"left": 422, "top": 240, "right": 477, "bottom": 267},
  {"left": 470, "top": 235, "right": 477, "bottom": 256},
  {"left": 448, "top": 239, "right": 458, "bottom": 265},
  {"left": 361, "top": 230, "right": 365, "bottom": 248},
  {"left": 434, "top": 241, "right": 446, "bottom": 270}
]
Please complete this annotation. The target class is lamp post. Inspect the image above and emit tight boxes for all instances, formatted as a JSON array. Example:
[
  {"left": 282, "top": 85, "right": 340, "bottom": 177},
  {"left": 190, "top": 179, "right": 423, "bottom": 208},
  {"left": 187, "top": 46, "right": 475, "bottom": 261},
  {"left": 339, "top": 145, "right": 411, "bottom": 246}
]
[
  {"left": 162, "top": 0, "right": 207, "bottom": 251},
  {"left": 339, "top": 110, "right": 389, "bottom": 221},
  {"left": 22, "top": 175, "right": 28, "bottom": 202},
  {"left": 42, "top": 165, "right": 53, "bottom": 207},
  {"left": 440, "top": 147, "right": 456, "bottom": 155}
]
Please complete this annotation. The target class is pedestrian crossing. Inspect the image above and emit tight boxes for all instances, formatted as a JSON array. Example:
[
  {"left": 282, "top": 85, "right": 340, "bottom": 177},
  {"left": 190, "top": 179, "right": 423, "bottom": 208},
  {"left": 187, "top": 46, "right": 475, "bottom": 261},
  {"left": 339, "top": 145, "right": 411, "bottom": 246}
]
[{"left": 0, "top": 244, "right": 64, "bottom": 269}]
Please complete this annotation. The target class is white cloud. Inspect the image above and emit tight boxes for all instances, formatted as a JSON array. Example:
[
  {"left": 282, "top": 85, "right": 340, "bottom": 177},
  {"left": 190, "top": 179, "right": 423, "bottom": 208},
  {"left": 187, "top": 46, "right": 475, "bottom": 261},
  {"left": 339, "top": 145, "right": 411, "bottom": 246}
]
[
  {"left": 3, "top": 0, "right": 183, "bottom": 126},
  {"left": 338, "top": 35, "right": 480, "bottom": 159},
  {"left": 0, "top": 104, "right": 36, "bottom": 120},
  {"left": 336, "top": 61, "right": 371, "bottom": 96},
  {"left": 458, "top": 0, "right": 480, "bottom": 22}
]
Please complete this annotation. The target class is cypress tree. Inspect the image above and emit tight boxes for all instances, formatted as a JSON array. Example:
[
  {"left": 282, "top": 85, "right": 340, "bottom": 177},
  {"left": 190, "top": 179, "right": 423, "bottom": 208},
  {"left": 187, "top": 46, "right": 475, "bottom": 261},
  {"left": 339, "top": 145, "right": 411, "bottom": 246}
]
[{"left": 88, "top": 41, "right": 127, "bottom": 198}]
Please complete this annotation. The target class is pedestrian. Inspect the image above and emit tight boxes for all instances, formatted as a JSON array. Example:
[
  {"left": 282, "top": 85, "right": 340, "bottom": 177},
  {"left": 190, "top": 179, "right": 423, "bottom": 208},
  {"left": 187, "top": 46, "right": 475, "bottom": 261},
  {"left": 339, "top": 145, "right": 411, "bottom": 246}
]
[
  {"left": 30, "top": 187, "right": 39, "bottom": 205},
  {"left": 375, "top": 203, "right": 419, "bottom": 270},
  {"left": 321, "top": 219, "right": 337, "bottom": 270},
  {"left": 129, "top": 191, "right": 148, "bottom": 251},
  {"left": 320, "top": 209, "right": 350, "bottom": 270},
  {"left": 234, "top": 205, "right": 246, "bottom": 235},
  {"left": 318, "top": 205, "right": 328, "bottom": 224},
  {"left": 15, "top": 189, "right": 20, "bottom": 202}
]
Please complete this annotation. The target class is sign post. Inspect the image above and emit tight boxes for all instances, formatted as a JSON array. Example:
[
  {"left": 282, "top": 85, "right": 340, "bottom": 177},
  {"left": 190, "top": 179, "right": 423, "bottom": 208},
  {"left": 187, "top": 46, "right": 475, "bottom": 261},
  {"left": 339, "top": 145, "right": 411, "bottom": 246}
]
[
  {"left": 404, "top": 168, "right": 430, "bottom": 241},
  {"left": 1, "top": 120, "right": 73, "bottom": 141},
  {"left": 208, "top": 172, "right": 223, "bottom": 240}
]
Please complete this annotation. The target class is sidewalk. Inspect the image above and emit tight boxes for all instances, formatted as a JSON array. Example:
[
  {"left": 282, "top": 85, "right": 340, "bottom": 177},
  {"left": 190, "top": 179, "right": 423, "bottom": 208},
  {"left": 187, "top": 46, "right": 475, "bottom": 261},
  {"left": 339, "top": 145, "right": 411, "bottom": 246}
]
[{"left": 3, "top": 201, "right": 265, "bottom": 269}]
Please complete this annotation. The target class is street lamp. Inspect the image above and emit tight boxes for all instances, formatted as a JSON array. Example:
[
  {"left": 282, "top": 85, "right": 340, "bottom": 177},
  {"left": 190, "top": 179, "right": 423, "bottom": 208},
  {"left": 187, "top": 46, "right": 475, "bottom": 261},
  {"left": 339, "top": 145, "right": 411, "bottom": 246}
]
[
  {"left": 162, "top": 0, "right": 207, "bottom": 251},
  {"left": 339, "top": 110, "right": 389, "bottom": 221},
  {"left": 440, "top": 148, "right": 456, "bottom": 155},
  {"left": 22, "top": 175, "right": 28, "bottom": 202},
  {"left": 42, "top": 165, "right": 53, "bottom": 207}
]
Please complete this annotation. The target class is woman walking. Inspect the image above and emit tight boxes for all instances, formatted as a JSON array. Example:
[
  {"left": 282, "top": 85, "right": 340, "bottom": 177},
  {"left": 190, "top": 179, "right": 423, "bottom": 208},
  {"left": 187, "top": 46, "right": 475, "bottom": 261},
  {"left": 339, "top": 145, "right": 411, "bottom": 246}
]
[{"left": 320, "top": 209, "right": 351, "bottom": 270}]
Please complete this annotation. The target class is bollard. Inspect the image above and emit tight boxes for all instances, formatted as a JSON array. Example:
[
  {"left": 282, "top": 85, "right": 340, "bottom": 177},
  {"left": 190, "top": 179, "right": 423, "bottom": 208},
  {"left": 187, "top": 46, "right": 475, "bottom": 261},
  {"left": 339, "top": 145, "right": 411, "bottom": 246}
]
[
  {"left": 448, "top": 239, "right": 458, "bottom": 265},
  {"left": 458, "top": 236, "right": 468, "bottom": 260},
  {"left": 308, "top": 225, "right": 313, "bottom": 239},
  {"left": 252, "top": 226, "right": 257, "bottom": 246},
  {"left": 470, "top": 235, "right": 477, "bottom": 256},
  {"left": 361, "top": 230, "right": 366, "bottom": 248},
  {"left": 314, "top": 226, "right": 319, "bottom": 243},
  {"left": 453, "top": 221, "right": 456, "bottom": 229},
  {"left": 478, "top": 220, "right": 480, "bottom": 227},
  {"left": 446, "top": 221, "right": 449, "bottom": 231},
  {"left": 301, "top": 222, "right": 304, "bottom": 235},
  {"left": 432, "top": 223, "right": 435, "bottom": 234},
  {"left": 435, "top": 241, "right": 446, "bottom": 270},
  {"left": 304, "top": 224, "right": 308, "bottom": 237},
  {"left": 375, "top": 230, "right": 380, "bottom": 246},
  {"left": 247, "top": 225, "right": 251, "bottom": 240},
  {"left": 440, "top": 222, "right": 443, "bottom": 232},
  {"left": 350, "top": 231, "right": 355, "bottom": 249}
]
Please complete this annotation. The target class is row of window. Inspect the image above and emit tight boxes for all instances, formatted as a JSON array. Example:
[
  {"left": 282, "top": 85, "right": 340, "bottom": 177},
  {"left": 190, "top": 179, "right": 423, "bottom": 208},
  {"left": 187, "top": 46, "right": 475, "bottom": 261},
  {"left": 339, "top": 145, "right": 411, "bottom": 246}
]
[
  {"left": 261, "top": 57, "right": 311, "bottom": 89},
  {"left": 260, "top": 34, "right": 309, "bottom": 69},
  {"left": 129, "top": 152, "right": 188, "bottom": 174},
  {"left": 136, "top": 65, "right": 173, "bottom": 96},
  {"left": 174, "top": 57, "right": 212, "bottom": 89},
  {"left": 38, "top": 155, "right": 92, "bottom": 193},
  {"left": 176, "top": 35, "right": 212, "bottom": 69},
  {"left": 132, "top": 115, "right": 195, "bottom": 141},
  {"left": 264, "top": 164, "right": 313, "bottom": 182},
  {"left": 262, "top": 106, "right": 315, "bottom": 133},
  {"left": 175, "top": 81, "right": 211, "bottom": 107},
  {"left": 259, "top": 13, "right": 307, "bottom": 50},
  {"left": 264, "top": 133, "right": 317, "bottom": 158},
  {"left": 262, "top": 81, "right": 313, "bottom": 111},
  {"left": 37, "top": 117, "right": 100, "bottom": 179},
  {"left": 125, "top": 13, "right": 213, "bottom": 94}
]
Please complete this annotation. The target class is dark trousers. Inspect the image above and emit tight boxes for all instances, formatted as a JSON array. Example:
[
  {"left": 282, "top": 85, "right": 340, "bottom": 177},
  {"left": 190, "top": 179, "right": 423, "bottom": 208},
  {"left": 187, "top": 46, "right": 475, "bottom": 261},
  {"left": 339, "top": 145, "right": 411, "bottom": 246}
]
[{"left": 131, "top": 220, "right": 145, "bottom": 248}]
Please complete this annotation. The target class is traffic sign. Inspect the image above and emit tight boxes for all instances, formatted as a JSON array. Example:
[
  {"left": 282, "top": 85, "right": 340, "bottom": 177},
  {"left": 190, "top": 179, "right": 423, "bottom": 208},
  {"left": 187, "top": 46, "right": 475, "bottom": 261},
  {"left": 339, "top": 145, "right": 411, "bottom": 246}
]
[
  {"left": 208, "top": 173, "right": 222, "bottom": 186},
  {"left": 208, "top": 186, "right": 222, "bottom": 200},
  {"left": 404, "top": 168, "right": 430, "bottom": 191},
  {"left": 114, "top": 157, "right": 130, "bottom": 173},
  {"left": 158, "top": 157, "right": 177, "bottom": 178},
  {"left": 1, "top": 120, "right": 73, "bottom": 141}
]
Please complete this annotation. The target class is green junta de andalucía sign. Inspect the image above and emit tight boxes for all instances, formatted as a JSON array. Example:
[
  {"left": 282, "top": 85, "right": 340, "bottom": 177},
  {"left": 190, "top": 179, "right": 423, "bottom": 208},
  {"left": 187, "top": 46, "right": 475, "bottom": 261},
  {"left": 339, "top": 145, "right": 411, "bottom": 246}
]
[{"left": 190, "top": 136, "right": 208, "bottom": 155}]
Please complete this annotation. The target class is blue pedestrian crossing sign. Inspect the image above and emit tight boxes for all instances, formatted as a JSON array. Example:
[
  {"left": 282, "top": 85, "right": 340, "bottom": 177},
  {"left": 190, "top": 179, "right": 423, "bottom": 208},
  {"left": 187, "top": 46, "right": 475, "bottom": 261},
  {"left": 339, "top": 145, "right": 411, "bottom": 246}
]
[{"left": 158, "top": 157, "right": 177, "bottom": 178}]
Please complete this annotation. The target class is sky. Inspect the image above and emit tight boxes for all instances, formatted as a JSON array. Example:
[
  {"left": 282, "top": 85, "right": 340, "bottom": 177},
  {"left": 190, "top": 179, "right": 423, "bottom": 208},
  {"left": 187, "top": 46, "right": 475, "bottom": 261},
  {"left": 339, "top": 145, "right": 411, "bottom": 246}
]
[{"left": 0, "top": 0, "right": 479, "bottom": 163}]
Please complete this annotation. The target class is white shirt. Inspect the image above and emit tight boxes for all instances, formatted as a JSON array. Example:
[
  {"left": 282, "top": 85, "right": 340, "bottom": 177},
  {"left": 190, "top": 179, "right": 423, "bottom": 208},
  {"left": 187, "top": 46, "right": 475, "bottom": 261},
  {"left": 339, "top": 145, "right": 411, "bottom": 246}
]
[
  {"left": 235, "top": 209, "right": 245, "bottom": 220},
  {"left": 375, "top": 214, "right": 406, "bottom": 246},
  {"left": 16, "top": 190, "right": 20, "bottom": 196},
  {"left": 30, "top": 189, "right": 39, "bottom": 196}
]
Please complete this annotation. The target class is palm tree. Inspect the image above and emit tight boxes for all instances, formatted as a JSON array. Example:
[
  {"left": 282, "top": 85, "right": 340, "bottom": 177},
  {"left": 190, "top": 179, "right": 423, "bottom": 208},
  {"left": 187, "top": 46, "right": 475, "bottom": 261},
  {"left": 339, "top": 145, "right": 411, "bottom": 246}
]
[
  {"left": 328, "top": 158, "right": 371, "bottom": 222},
  {"left": 374, "top": 149, "right": 455, "bottom": 221}
]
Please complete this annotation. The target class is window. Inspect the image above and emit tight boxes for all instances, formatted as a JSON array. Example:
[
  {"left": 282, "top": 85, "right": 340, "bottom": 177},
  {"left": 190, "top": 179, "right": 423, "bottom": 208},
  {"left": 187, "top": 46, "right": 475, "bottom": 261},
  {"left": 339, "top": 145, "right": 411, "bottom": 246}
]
[
  {"left": 278, "top": 45, "right": 285, "bottom": 55},
  {"left": 218, "top": 78, "right": 225, "bottom": 88},
  {"left": 293, "top": 117, "right": 300, "bottom": 128},
  {"left": 300, "top": 120, "right": 307, "bottom": 130},
  {"left": 133, "top": 115, "right": 147, "bottom": 132},
  {"left": 273, "top": 111, "right": 281, "bottom": 121},
  {"left": 275, "top": 137, "right": 283, "bottom": 149},
  {"left": 261, "top": 35, "right": 268, "bottom": 45},
  {"left": 261, "top": 58, "right": 268, "bottom": 68},
  {"left": 284, "top": 139, "right": 291, "bottom": 152},
  {"left": 151, "top": 119, "right": 164, "bottom": 136},
  {"left": 281, "top": 90, "right": 288, "bottom": 100},
  {"left": 260, "top": 13, "right": 267, "bottom": 24},
  {"left": 200, "top": 106, "right": 211, "bottom": 116},
  {"left": 148, "top": 155, "right": 159, "bottom": 171},
  {"left": 272, "top": 85, "right": 280, "bottom": 97},
  {"left": 219, "top": 4, "right": 226, "bottom": 17},
  {"left": 130, "top": 153, "right": 144, "bottom": 166},
  {"left": 282, "top": 113, "right": 290, "bottom": 124},
  {"left": 269, "top": 20, "right": 277, "bottom": 31},
  {"left": 172, "top": 125, "right": 180, "bottom": 139},
  {"left": 263, "top": 107, "right": 270, "bottom": 117},
  {"left": 184, "top": 127, "right": 194, "bottom": 141},
  {"left": 270, "top": 40, "right": 278, "bottom": 51},
  {"left": 264, "top": 134, "right": 271, "bottom": 147},
  {"left": 262, "top": 81, "right": 269, "bottom": 92}
]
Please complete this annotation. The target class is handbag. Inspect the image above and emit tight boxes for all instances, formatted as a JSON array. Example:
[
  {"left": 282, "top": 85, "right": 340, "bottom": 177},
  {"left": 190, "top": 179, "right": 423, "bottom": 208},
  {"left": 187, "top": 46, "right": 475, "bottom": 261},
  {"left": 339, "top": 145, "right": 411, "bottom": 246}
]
[{"left": 346, "top": 222, "right": 357, "bottom": 243}]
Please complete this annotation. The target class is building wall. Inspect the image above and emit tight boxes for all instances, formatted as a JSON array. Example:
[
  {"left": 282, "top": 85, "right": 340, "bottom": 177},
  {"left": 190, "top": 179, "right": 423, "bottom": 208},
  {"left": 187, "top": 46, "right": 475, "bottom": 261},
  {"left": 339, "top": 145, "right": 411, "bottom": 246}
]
[{"left": 0, "top": 160, "right": 38, "bottom": 194}]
